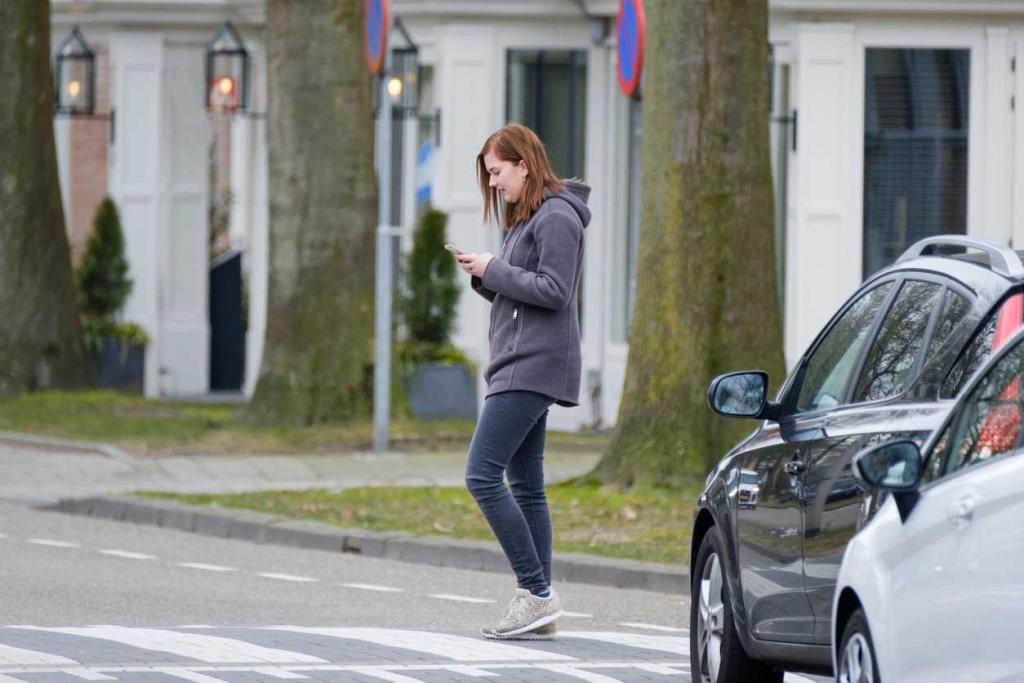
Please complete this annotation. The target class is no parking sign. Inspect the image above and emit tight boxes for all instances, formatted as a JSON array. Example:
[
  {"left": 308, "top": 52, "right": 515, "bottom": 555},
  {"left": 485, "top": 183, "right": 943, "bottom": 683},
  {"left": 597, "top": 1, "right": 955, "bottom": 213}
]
[
  {"left": 617, "top": 0, "right": 645, "bottom": 98},
  {"left": 364, "top": 0, "right": 389, "bottom": 75}
]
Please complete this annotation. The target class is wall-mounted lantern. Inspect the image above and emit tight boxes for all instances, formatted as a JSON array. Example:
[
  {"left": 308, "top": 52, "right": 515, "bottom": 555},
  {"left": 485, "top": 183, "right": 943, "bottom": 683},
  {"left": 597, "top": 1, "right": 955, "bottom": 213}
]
[
  {"left": 54, "top": 26, "right": 96, "bottom": 116},
  {"left": 388, "top": 46, "right": 418, "bottom": 117},
  {"left": 206, "top": 22, "right": 250, "bottom": 113}
]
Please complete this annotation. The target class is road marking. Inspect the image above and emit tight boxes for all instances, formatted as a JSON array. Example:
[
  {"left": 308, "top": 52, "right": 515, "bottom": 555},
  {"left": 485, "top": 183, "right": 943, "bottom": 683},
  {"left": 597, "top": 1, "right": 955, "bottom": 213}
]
[
  {"left": 65, "top": 669, "right": 116, "bottom": 681},
  {"left": 340, "top": 583, "right": 404, "bottom": 592},
  {"left": 98, "top": 549, "right": 157, "bottom": 560},
  {"left": 562, "top": 611, "right": 594, "bottom": 618},
  {"left": 0, "top": 674, "right": 28, "bottom": 683},
  {"left": 562, "top": 631, "right": 689, "bottom": 656},
  {"left": 26, "top": 539, "right": 79, "bottom": 548},
  {"left": 441, "top": 664, "right": 500, "bottom": 677},
  {"left": 635, "top": 663, "right": 689, "bottom": 674},
  {"left": 265, "top": 627, "right": 575, "bottom": 662},
  {"left": 251, "top": 668, "right": 309, "bottom": 679},
  {"left": 0, "top": 644, "right": 79, "bottom": 665},
  {"left": 427, "top": 594, "right": 495, "bottom": 604},
  {"left": 618, "top": 622, "right": 687, "bottom": 633},
  {"left": 21, "top": 626, "right": 328, "bottom": 664},
  {"left": 535, "top": 664, "right": 625, "bottom": 682},
  {"left": 346, "top": 667, "right": 426, "bottom": 683},
  {"left": 153, "top": 669, "right": 230, "bottom": 683},
  {"left": 176, "top": 562, "right": 237, "bottom": 572},
  {"left": 257, "top": 573, "right": 319, "bottom": 583}
]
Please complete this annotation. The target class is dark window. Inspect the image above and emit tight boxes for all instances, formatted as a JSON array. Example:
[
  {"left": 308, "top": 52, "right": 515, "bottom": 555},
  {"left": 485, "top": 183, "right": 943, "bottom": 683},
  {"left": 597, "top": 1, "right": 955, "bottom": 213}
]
[
  {"left": 852, "top": 280, "right": 944, "bottom": 402},
  {"left": 926, "top": 289, "right": 970, "bottom": 360},
  {"left": 938, "top": 340, "right": 1024, "bottom": 476},
  {"left": 942, "top": 293, "right": 1024, "bottom": 398},
  {"left": 863, "top": 48, "right": 970, "bottom": 277},
  {"left": 506, "top": 50, "right": 587, "bottom": 178},
  {"left": 796, "top": 283, "right": 894, "bottom": 413}
]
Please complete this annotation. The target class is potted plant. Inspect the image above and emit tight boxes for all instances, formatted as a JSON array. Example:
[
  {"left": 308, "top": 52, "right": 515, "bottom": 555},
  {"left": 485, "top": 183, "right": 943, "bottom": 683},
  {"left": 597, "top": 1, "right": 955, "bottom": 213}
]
[
  {"left": 76, "top": 197, "right": 149, "bottom": 393},
  {"left": 398, "top": 206, "right": 477, "bottom": 420}
]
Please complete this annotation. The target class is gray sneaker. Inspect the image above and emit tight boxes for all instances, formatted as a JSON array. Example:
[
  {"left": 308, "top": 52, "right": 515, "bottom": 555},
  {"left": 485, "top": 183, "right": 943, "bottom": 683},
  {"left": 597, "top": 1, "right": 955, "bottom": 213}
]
[
  {"left": 481, "top": 588, "right": 563, "bottom": 639},
  {"left": 512, "top": 621, "right": 558, "bottom": 641}
]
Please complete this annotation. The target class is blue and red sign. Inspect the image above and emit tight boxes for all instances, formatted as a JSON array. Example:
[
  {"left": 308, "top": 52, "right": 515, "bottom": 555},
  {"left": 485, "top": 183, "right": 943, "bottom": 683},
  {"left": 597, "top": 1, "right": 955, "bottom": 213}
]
[
  {"left": 616, "top": 0, "right": 645, "bottom": 98},
  {"left": 364, "top": 0, "right": 389, "bottom": 75}
]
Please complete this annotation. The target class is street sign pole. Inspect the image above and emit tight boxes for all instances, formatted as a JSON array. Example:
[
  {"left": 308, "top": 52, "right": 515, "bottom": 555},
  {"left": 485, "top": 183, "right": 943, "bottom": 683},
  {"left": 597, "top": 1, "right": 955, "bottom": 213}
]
[
  {"left": 368, "top": 0, "right": 392, "bottom": 452},
  {"left": 373, "top": 47, "right": 393, "bottom": 453}
]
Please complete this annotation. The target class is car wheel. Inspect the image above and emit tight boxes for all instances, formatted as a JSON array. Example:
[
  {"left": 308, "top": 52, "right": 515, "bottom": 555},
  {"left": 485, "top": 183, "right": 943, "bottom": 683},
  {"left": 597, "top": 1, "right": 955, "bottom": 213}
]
[
  {"left": 837, "top": 608, "right": 880, "bottom": 683},
  {"left": 690, "top": 529, "right": 782, "bottom": 683}
]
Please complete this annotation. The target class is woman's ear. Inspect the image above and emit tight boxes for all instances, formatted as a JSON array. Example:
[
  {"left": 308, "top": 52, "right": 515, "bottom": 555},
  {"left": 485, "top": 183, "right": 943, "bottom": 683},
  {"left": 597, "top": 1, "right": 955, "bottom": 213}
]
[{"left": 518, "top": 159, "right": 529, "bottom": 177}]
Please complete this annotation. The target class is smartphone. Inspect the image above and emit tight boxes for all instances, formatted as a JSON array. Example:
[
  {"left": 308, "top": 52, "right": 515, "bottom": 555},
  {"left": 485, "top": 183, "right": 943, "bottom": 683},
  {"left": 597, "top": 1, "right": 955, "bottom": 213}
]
[{"left": 444, "top": 244, "right": 463, "bottom": 256}]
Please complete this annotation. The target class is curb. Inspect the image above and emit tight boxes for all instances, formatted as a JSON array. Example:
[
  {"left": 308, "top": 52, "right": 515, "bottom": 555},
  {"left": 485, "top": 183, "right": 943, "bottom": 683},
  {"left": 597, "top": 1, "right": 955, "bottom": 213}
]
[
  {"left": 0, "top": 431, "right": 134, "bottom": 464},
  {"left": 39, "top": 495, "right": 688, "bottom": 595}
]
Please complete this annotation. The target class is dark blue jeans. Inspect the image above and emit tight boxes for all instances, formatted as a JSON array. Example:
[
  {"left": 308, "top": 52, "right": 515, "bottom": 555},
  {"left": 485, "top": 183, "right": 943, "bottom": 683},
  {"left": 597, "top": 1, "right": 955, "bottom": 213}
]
[{"left": 465, "top": 390, "right": 555, "bottom": 595}]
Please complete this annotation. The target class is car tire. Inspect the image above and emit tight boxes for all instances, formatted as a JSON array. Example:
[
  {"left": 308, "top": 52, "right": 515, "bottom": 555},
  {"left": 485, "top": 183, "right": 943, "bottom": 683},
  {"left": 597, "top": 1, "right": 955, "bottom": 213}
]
[
  {"left": 690, "top": 529, "right": 782, "bottom": 683},
  {"left": 837, "top": 608, "right": 880, "bottom": 683}
]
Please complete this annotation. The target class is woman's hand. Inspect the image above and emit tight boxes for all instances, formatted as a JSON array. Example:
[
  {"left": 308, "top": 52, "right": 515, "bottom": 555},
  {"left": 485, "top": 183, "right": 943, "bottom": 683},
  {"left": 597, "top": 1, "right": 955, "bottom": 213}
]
[{"left": 457, "top": 252, "right": 494, "bottom": 278}]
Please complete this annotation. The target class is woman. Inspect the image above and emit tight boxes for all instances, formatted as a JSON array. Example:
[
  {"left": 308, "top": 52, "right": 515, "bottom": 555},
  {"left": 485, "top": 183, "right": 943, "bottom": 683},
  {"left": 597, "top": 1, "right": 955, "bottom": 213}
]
[{"left": 456, "top": 123, "right": 590, "bottom": 640}]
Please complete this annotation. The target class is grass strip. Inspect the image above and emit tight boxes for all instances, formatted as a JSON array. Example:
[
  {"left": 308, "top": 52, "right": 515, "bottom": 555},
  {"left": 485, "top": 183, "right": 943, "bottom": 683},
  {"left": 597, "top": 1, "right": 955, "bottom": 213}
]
[
  {"left": 0, "top": 390, "right": 607, "bottom": 455},
  {"left": 144, "top": 481, "right": 700, "bottom": 566}
]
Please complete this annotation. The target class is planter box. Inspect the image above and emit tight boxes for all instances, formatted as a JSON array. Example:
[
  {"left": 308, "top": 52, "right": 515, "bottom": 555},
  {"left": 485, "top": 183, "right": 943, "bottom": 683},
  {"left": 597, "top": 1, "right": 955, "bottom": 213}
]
[
  {"left": 92, "top": 337, "right": 145, "bottom": 394},
  {"left": 407, "top": 362, "right": 478, "bottom": 420}
]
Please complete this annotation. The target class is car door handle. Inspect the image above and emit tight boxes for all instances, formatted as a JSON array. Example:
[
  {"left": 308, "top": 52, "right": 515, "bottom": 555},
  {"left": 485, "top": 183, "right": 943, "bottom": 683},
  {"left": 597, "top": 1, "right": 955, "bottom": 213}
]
[
  {"left": 784, "top": 460, "right": 807, "bottom": 475},
  {"left": 947, "top": 496, "right": 975, "bottom": 528}
]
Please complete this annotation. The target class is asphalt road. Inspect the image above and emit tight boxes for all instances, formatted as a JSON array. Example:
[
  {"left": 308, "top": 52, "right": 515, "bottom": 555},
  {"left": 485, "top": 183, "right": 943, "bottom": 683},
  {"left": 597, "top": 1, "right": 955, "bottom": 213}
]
[{"left": 0, "top": 502, "right": 827, "bottom": 682}]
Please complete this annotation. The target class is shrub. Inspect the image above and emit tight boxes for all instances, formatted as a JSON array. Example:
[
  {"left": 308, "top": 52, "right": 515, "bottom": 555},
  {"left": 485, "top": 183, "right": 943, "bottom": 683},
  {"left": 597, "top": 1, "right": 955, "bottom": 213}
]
[{"left": 76, "top": 197, "right": 132, "bottom": 319}]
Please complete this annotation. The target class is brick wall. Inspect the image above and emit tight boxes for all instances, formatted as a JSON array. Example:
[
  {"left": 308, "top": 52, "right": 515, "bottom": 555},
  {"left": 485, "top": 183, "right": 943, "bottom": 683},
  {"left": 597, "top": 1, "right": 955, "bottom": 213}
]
[{"left": 67, "top": 47, "right": 110, "bottom": 262}]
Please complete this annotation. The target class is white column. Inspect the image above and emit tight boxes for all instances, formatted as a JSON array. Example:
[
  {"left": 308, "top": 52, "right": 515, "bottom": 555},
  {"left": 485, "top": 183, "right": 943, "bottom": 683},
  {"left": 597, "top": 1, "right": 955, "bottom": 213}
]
[
  {"left": 980, "top": 27, "right": 1013, "bottom": 245},
  {"left": 107, "top": 33, "right": 165, "bottom": 397},
  {"left": 244, "top": 43, "right": 269, "bottom": 397},
  {"left": 787, "top": 23, "right": 857, "bottom": 366},
  {"left": 436, "top": 24, "right": 499, "bottom": 410},
  {"left": 54, "top": 118, "right": 72, "bottom": 228}
]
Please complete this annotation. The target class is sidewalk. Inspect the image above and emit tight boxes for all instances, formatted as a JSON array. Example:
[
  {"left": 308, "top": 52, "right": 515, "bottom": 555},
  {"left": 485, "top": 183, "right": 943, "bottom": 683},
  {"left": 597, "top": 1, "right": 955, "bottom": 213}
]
[{"left": 0, "top": 433, "right": 688, "bottom": 594}]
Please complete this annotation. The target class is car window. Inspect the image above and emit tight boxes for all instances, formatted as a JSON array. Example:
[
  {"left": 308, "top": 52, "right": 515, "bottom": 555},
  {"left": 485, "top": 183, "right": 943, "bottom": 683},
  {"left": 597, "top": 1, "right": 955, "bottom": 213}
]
[
  {"left": 851, "top": 280, "right": 944, "bottom": 403},
  {"left": 936, "top": 339, "right": 1024, "bottom": 477},
  {"left": 942, "top": 292, "right": 1024, "bottom": 398},
  {"left": 796, "top": 283, "right": 894, "bottom": 413},
  {"left": 926, "top": 289, "right": 970, "bottom": 359}
]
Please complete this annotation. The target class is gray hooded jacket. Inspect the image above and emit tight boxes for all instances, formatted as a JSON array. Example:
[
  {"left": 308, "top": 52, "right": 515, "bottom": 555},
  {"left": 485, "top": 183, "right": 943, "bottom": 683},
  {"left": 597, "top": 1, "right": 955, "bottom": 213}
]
[{"left": 471, "top": 180, "right": 591, "bottom": 407}]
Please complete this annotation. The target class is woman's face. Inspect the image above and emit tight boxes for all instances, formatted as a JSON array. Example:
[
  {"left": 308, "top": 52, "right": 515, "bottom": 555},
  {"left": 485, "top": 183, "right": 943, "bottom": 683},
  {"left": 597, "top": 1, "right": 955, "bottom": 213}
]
[{"left": 484, "top": 149, "right": 528, "bottom": 204}]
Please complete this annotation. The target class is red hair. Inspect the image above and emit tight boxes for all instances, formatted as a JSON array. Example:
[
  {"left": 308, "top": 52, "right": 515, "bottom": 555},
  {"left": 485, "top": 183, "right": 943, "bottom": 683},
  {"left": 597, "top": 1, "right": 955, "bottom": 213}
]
[{"left": 477, "top": 124, "right": 563, "bottom": 230}]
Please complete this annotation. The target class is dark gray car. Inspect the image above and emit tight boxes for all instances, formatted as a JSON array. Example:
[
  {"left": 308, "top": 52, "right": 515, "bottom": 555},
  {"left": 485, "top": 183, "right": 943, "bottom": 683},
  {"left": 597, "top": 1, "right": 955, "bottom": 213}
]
[{"left": 689, "top": 236, "right": 1024, "bottom": 682}]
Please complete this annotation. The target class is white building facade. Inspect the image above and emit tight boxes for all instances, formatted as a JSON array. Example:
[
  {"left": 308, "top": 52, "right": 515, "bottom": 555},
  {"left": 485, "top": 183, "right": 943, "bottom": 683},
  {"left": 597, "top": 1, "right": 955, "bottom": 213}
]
[{"left": 51, "top": 0, "right": 1024, "bottom": 431}]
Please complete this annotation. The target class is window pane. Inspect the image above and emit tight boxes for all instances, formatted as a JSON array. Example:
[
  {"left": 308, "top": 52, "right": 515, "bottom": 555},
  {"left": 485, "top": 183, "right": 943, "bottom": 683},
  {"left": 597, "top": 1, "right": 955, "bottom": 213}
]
[
  {"left": 863, "top": 49, "right": 969, "bottom": 277},
  {"left": 942, "top": 341, "right": 1024, "bottom": 475},
  {"left": 796, "top": 283, "right": 893, "bottom": 413},
  {"left": 927, "top": 289, "right": 970, "bottom": 360},
  {"left": 942, "top": 293, "right": 1023, "bottom": 398},
  {"left": 852, "top": 280, "right": 943, "bottom": 402}
]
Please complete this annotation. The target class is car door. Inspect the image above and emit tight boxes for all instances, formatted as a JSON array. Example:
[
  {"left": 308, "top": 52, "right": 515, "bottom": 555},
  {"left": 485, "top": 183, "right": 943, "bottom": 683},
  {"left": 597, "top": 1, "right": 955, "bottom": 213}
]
[
  {"left": 801, "top": 278, "right": 949, "bottom": 643},
  {"left": 735, "top": 280, "right": 895, "bottom": 643},
  {"left": 887, "top": 337, "right": 1024, "bottom": 683}
]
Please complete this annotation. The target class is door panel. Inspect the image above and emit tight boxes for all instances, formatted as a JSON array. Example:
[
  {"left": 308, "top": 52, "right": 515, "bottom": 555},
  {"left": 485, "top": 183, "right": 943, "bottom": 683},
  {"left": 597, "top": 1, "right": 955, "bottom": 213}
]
[{"left": 735, "top": 421, "right": 816, "bottom": 643}]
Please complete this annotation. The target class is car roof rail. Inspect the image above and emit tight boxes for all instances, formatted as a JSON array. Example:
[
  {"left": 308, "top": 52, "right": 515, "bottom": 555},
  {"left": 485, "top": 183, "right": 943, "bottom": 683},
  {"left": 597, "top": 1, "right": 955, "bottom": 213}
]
[{"left": 897, "top": 235, "right": 1024, "bottom": 278}]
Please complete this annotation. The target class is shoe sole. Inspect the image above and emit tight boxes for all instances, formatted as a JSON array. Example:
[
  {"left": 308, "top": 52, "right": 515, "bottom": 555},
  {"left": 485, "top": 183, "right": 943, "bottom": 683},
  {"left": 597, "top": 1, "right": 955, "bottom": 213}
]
[
  {"left": 480, "top": 609, "right": 564, "bottom": 640},
  {"left": 482, "top": 629, "right": 557, "bottom": 641}
]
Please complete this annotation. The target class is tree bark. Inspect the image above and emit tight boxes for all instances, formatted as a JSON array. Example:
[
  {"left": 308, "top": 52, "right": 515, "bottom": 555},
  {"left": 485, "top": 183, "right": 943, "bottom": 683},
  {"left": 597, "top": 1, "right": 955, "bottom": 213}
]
[
  {"left": 0, "top": 2, "right": 88, "bottom": 395},
  {"left": 248, "top": 0, "right": 378, "bottom": 424},
  {"left": 592, "top": 0, "right": 785, "bottom": 486}
]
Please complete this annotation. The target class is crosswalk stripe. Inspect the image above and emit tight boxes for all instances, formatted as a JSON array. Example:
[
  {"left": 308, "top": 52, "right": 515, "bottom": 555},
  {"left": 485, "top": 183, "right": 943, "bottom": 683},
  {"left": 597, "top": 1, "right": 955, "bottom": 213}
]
[
  {"left": 535, "top": 664, "right": 625, "bottom": 682},
  {"left": 442, "top": 664, "right": 500, "bottom": 677},
  {"left": 561, "top": 631, "right": 689, "bottom": 656},
  {"left": 634, "top": 663, "right": 689, "bottom": 675},
  {"left": 347, "top": 667, "right": 427, "bottom": 683},
  {"left": 176, "top": 563, "right": 236, "bottom": 572},
  {"left": 251, "top": 668, "right": 309, "bottom": 679},
  {"left": 0, "top": 643, "right": 79, "bottom": 665},
  {"left": 340, "top": 583, "right": 404, "bottom": 592},
  {"left": 66, "top": 669, "right": 117, "bottom": 681},
  {"left": 153, "top": 668, "right": 230, "bottom": 683},
  {"left": 0, "top": 674, "right": 28, "bottom": 683},
  {"left": 20, "top": 626, "right": 328, "bottom": 664},
  {"left": 256, "top": 573, "right": 318, "bottom": 583},
  {"left": 99, "top": 549, "right": 158, "bottom": 560},
  {"left": 265, "top": 627, "right": 575, "bottom": 662},
  {"left": 26, "top": 539, "right": 78, "bottom": 548},
  {"left": 427, "top": 594, "right": 495, "bottom": 604}
]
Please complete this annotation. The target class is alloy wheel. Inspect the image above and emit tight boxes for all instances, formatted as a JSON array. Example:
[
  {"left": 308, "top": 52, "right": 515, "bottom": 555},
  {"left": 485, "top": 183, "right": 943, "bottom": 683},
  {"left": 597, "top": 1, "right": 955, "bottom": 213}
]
[
  {"left": 697, "top": 552, "right": 725, "bottom": 682},
  {"left": 839, "top": 632, "right": 875, "bottom": 683}
]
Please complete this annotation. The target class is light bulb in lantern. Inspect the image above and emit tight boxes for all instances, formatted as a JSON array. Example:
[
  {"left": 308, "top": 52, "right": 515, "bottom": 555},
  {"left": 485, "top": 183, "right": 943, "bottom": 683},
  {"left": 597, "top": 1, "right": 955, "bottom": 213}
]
[
  {"left": 217, "top": 76, "right": 235, "bottom": 96},
  {"left": 387, "top": 77, "right": 403, "bottom": 100},
  {"left": 68, "top": 80, "right": 81, "bottom": 98}
]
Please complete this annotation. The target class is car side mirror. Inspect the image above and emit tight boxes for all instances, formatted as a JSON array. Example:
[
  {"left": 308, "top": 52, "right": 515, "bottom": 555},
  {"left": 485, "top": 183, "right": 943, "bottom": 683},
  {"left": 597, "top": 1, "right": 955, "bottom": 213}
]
[
  {"left": 853, "top": 439, "right": 923, "bottom": 522},
  {"left": 708, "top": 371, "right": 779, "bottom": 421}
]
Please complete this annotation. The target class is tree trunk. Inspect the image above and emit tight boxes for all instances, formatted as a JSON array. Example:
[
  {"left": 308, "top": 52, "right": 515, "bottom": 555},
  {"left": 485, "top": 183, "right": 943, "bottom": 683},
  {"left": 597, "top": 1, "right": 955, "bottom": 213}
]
[
  {"left": 591, "top": 0, "right": 785, "bottom": 487},
  {"left": 248, "top": 0, "right": 378, "bottom": 424},
  {"left": 0, "top": 2, "right": 88, "bottom": 395}
]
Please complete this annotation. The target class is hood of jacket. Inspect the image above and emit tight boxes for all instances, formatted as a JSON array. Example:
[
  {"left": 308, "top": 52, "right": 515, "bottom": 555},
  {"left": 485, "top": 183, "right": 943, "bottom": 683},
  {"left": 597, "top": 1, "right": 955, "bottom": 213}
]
[{"left": 545, "top": 179, "right": 592, "bottom": 229}]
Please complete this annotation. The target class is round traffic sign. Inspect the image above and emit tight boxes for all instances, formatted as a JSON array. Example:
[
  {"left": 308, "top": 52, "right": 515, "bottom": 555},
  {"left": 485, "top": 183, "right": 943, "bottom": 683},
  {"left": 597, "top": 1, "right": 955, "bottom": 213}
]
[
  {"left": 364, "top": 0, "right": 389, "bottom": 75},
  {"left": 617, "top": 0, "right": 645, "bottom": 98}
]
